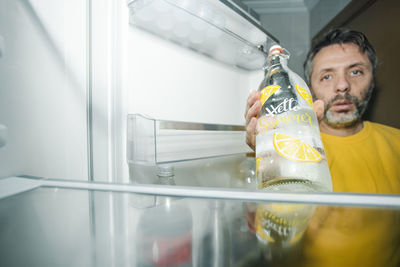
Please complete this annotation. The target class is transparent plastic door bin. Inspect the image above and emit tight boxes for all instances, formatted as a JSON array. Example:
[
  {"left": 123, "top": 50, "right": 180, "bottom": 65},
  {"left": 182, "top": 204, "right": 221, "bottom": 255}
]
[
  {"left": 128, "top": 0, "right": 279, "bottom": 70},
  {"left": 127, "top": 114, "right": 252, "bottom": 164},
  {"left": 127, "top": 114, "right": 253, "bottom": 186}
]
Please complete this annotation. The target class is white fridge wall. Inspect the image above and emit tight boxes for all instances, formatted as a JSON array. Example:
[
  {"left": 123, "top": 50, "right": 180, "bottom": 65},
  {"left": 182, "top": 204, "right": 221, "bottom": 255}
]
[
  {"left": 0, "top": 0, "right": 88, "bottom": 180},
  {"left": 125, "top": 27, "right": 263, "bottom": 126}
]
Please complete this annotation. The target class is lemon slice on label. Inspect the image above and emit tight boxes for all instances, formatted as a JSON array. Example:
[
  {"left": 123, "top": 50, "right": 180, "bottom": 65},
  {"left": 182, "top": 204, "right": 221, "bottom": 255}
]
[
  {"left": 296, "top": 85, "right": 313, "bottom": 107},
  {"left": 260, "top": 85, "right": 281, "bottom": 105},
  {"left": 273, "top": 133, "right": 321, "bottom": 162}
]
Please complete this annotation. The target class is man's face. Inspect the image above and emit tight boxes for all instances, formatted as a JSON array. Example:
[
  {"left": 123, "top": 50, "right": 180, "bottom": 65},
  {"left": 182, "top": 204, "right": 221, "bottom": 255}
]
[{"left": 310, "top": 43, "right": 374, "bottom": 128}]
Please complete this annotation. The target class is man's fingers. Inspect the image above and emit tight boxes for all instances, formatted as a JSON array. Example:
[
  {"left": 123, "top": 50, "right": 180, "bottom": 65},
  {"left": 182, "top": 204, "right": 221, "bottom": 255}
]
[
  {"left": 245, "top": 91, "right": 261, "bottom": 117},
  {"left": 245, "top": 100, "right": 262, "bottom": 125},
  {"left": 244, "top": 90, "right": 260, "bottom": 151},
  {"left": 246, "top": 117, "right": 257, "bottom": 151},
  {"left": 312, "top": 100, "right": 325, "bottom": 123}
]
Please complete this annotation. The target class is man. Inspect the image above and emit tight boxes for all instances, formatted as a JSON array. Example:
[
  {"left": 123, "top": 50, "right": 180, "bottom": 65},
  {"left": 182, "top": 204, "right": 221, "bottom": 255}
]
[
  {"left": 244, "top": 28, "right": 400, "bottom": 266},
  {"left": 245, "top": 28, "right": 400, "bottom": 194}
]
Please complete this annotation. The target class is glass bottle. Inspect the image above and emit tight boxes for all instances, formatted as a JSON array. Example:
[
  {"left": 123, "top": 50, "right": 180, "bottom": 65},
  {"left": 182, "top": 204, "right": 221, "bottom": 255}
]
[
  {"left": 256, "top": 45, "right": 332, "bottom": 193},
  {"left": 254, "top": 45, "right": 332, "bottom": 251}
]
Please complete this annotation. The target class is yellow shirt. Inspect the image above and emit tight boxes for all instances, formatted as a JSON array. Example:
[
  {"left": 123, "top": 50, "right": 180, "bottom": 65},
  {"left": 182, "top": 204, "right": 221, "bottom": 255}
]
[
  {"left": 302, "top": 121, "right": 400, "bottom": 267},
  {"left": 321, "top": 121, "right": 400, "bottom": 194}
]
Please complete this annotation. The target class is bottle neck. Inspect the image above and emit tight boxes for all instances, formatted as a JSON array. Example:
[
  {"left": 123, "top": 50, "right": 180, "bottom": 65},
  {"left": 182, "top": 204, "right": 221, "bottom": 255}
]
[
  {"left": 157, "top": 165, "right": 175, "bottom": 185},
  {"left": 267, "top": 54, "right": 287, "bottom": 70}
]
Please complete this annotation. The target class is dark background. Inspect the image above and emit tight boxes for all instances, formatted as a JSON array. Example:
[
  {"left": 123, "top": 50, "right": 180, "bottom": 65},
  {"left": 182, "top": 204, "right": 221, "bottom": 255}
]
[{"left": 314, "top": 0, "right": 400, "bottom": 129}]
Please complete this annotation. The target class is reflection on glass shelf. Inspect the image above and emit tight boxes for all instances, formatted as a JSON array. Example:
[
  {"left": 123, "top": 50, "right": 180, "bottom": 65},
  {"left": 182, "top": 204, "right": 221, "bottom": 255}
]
[
  {"left": 128, "top": 0, "right": 279, "bottom": 70},
  {"left": 1, "top": 182, "right": 400, "bottom": 267}
]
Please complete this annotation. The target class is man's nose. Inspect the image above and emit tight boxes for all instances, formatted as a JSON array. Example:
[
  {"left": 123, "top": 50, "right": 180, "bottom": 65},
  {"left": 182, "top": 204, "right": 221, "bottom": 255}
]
[{"left": 335, "top": 74, "right": 350, "bottom": 93}]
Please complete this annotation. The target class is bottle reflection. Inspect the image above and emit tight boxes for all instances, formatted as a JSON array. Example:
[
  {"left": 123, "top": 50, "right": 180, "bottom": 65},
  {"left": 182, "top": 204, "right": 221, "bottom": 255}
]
[
  {"left": 255, "top": 203, "right": 314, "bottom": 247},
  {"left": 243, "top": 201, "right": 314, "bottom": 265},
  {"left": 136, "top": 199, "right": 193, "bottom": 267},
  {"left": 243, "top": 202, "right": 400, "bottom": 266},
  {"left": 136, "top": 165, "right": 193, "bottom": 267},
  {"left": 197, "top": 200, "right": 231, "bottom": 267}
]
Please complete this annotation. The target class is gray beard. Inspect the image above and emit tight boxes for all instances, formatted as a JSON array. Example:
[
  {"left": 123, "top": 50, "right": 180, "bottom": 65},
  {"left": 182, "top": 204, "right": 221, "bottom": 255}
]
[{"left": 323, "top": 83, "right": 373, "bottom": 129}]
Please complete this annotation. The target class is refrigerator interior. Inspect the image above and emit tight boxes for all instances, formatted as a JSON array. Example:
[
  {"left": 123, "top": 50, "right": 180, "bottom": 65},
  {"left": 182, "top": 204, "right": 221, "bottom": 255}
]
[
  {"left": 2, "top": 1, "right": 399, "bottom": 266},
  {"left": 0, "top": 0, "right": 268, "bottom": 184}
]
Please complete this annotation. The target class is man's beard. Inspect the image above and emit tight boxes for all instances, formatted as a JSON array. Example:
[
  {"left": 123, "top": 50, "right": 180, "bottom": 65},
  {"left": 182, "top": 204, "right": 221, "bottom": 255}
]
[{"left": 323, "top": 83, "right": 374, "bottom": 128}]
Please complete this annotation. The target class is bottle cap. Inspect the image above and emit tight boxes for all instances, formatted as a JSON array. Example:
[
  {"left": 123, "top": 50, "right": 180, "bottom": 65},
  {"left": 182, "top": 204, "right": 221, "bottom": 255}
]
[{"left": 268, "top": 45, "right": 283, "bottom": 56}]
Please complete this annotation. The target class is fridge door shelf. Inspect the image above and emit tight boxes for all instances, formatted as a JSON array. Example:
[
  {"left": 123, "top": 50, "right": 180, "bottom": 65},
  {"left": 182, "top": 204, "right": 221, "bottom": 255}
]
[
  {"left": 128, "top": 0, "right": 279, "bottom": 70},
  {"left": 127, "top": 114, "right": 254, "bottom": 186},
  {"left": 127, "top": 114, "right": 252, "bottom": 165}
]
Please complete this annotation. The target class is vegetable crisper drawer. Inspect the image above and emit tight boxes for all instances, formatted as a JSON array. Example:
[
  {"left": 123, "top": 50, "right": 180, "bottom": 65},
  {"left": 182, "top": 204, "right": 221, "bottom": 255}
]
[{"left": 127, "top": 114, "right": 252, "bottom": 165}]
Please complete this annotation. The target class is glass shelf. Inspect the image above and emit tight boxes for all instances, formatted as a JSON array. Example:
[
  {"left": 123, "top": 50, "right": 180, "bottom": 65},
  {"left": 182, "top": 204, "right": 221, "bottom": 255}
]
[
  {"left": 128, "top": 0, "right": 279, "bottom": 70},
  {"left": 1, "top": 177, "right": 400, "bottom": 267}
]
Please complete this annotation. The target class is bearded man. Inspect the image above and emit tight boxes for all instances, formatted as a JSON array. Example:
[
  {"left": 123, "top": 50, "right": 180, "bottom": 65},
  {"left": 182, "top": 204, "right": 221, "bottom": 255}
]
[
  {"left": 244, "top": 28, "right": 400, "bottom": 266},
  {"left": 246, "top": 28, "right": 400, "bottom": 193}
]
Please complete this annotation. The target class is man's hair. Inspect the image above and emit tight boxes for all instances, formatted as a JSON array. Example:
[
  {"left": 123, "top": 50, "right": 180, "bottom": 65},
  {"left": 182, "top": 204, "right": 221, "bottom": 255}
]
[{"left": 304, "top": 28, "right": 378, "bottom": 86}]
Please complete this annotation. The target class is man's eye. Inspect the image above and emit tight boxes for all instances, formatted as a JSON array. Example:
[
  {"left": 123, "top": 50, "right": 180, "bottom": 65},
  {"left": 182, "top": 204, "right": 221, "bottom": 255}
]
[
  {"left": 321, "top": 75, "right": 331, "bottom": 81},
  {"left": 351, "top": 70, "right": 362, "bottom": 75}
]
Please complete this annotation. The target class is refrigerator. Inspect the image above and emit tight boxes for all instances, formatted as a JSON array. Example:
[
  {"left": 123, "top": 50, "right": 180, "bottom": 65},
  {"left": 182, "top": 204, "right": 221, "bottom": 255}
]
[{"left": 1, "top": 0, "right": 400, "bottom": 266}]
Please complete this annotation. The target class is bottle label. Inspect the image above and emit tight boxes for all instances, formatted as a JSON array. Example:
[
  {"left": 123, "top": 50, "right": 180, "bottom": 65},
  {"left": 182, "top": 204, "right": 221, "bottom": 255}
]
[
  {"left": 264, "top": 97, "right": 298, "bottom": 115},
  {"left": 273, "top": 133, "right": 321, "bottom": 162},
  {"left": 296, "top": 85, "right": 313, "bottom": 107},
  {"left": 260, "top": 85, "right": 281, "bottom": 105},
  {"left": 260, "top": 85, "right": 299, "bottom": 115},
  {"left": 258, "top": 111, "right": 314, "bottom": 135}
]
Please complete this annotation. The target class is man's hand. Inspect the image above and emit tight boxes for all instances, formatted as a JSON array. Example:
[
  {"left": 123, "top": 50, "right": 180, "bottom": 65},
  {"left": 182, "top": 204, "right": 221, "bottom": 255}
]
[
  {"left": 245, "top": 91, "right": 262, "bottom": 151},
  {"left": 312, "top": 99, "right": 325, "bottom": 122},
  {"left": 244, "top": 91, "right": 325, "bottom": 151}
]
